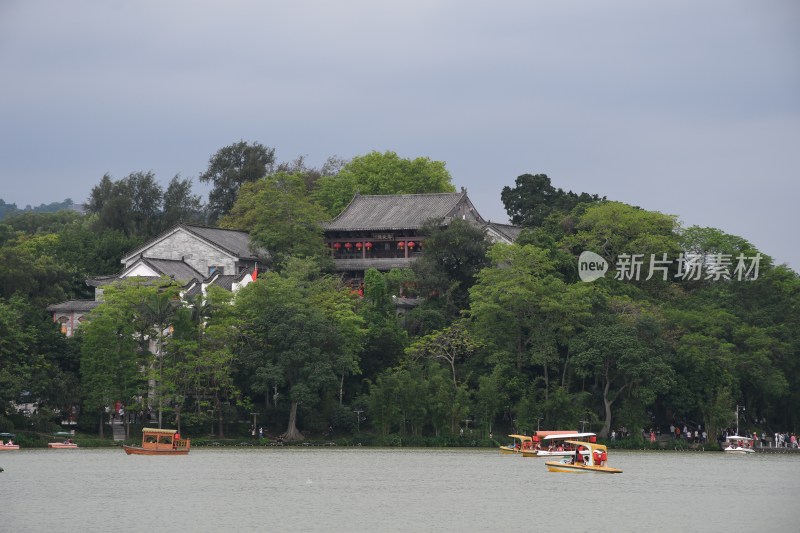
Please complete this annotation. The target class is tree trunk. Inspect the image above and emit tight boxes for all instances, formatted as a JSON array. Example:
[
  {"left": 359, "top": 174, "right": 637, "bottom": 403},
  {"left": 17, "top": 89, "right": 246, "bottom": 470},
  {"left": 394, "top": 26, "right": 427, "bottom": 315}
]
[
  {"left": 339, "top": 374, "right": 345, "bottom": 406},
  {"left": 282, "top": 400, "right": 305, "bottom": 441},
  {"left": 98, "top": 411, "right": 104, "bottom": 438}
]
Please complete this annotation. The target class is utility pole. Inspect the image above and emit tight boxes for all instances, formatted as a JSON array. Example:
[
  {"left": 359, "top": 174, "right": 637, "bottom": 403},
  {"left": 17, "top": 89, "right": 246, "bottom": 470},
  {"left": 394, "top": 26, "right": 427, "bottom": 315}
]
[{"left": 353, "top": 409, "right": 364, "bottom": 433}]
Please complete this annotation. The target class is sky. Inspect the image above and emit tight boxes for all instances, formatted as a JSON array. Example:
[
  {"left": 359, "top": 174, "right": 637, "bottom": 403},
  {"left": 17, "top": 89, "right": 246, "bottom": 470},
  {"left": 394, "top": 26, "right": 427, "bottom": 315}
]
[{"left": 1, "top": 0, "right": 798, "bottom": 269}]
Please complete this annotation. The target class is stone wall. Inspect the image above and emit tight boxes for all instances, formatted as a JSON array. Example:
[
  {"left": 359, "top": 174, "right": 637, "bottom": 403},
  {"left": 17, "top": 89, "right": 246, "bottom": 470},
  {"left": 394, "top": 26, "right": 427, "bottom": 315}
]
[{"left": 132, "top": 230, "right": 236, "bottom": 276}]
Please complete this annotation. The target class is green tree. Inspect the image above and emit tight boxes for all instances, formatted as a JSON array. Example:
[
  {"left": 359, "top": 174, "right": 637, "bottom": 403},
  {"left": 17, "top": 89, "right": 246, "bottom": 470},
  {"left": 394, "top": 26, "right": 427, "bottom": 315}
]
[
  {"left": 162, "top": 175, "right": 204, "bottom": 228},
  {"left": 412, "top": 218, "right": 491, "bottom": 318},
  {"left": 571, "top": 304, "right": 675, "bottom": 437},
  {"left": 222, "top": 173, "right": 330, "bottom": 270},
  {"left": 500, "top": 173, "right": 603, "bottom": 227},
  {"left": 313, "top": 151, "right": 456, "bottom": 216},
  {"left": 235, "top": 269, "right": 344, "bottom": 440},
  {"left": 200, "top": 141, "right": 276, "bottom": 222}
]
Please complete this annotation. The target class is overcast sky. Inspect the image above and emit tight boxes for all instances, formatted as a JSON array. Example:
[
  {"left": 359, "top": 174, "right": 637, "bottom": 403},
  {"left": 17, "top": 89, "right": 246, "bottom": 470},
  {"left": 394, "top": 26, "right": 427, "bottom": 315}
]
[{"left": 1, "top": 1, "right": 797, "bottom": 269}]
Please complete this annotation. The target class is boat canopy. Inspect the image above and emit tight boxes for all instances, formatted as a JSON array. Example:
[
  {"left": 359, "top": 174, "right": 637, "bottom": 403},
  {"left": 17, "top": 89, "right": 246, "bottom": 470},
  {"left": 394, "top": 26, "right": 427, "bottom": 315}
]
[
  {"left": 142, "top": 428, "right": 181, "bottom": 435},
  {"left": 542, "top": 432, "right": 596, "bottom": 441},
  {"left": 508, "top": 434, "right": 531, "bottom": 441},
  {"left": 725, "top": 435, "right": 753, "bottom": 441}
]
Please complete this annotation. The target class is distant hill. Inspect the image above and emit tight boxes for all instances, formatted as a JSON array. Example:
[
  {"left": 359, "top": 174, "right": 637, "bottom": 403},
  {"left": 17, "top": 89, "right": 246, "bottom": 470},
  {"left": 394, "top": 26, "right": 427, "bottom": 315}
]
[{"left": 0, "top": 198, "right": 85, "bottom": 220}]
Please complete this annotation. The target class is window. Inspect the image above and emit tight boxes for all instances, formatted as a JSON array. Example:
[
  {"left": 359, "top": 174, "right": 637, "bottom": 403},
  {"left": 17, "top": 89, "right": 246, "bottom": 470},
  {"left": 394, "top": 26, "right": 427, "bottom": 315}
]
[{"left": 208, "top": 266, "right": 224, "bottom": 275}]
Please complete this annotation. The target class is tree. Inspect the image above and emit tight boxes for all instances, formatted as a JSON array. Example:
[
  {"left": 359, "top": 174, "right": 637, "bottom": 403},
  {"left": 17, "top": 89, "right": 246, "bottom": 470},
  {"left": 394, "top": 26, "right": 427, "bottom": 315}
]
[
  {"left": 571, "top": 304, "right": 675, "bottom": 437},
  {"left": 79, "top": 284, "right": 143, "bottom": 436},
  {"left": 86, "top": 172, "right": 164, "bottom": 237},
  {"left": 235, "top": 269, "right": 343, "bottom": 441},
  {"left": 313, "top": 151, "right": 456, "bottom": 216},
  {"left": 162, "top": 175, "right": 204, "bottom": 228},
  {"left": 199, "top": 141, "right": 276, "bottom": 222},
  {"left": 221, "top": 173, "right": 330, "bottom": 270},
  {"left": 412, "top": 218, "right": 491, "bottom": 318},
  {"left": 500, "top": 173, "right": 603, "bottom": 227},
  {"left": 406, "top": 322, "right": 480, "bottom": 389}
]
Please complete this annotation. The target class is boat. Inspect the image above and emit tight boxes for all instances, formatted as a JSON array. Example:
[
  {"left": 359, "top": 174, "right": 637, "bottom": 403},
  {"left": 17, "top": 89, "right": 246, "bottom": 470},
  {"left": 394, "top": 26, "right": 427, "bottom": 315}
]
[
  {"left": 723, "top": 435, "right": 755, "bottom": 454},
  {"left": 48, "top": 441, "right": 78, "bottom": 449},
  {"left": 529, "top": 432, "right": 596, "bottom": 458},
  {"left": 545, "top": 440, "right": 623, "bottom": 474},
  {"left": 123, "top": 427, "right": 190, "bottom": 455},
  {"left": 0, "top": 433, "right": 20, "bottom": 451},
  {"left": 499, "top": 434, "right": 531, "bottom": 454}
]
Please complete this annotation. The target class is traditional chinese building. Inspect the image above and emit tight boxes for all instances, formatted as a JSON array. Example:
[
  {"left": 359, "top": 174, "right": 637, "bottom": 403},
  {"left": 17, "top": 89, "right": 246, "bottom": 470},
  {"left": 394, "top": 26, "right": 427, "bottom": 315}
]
[
  {"left": 47, "top": 224, "right": 264, "bottom": 336},
  {"left": 321, "top": 189, "right": 519, "bottom": 282}
]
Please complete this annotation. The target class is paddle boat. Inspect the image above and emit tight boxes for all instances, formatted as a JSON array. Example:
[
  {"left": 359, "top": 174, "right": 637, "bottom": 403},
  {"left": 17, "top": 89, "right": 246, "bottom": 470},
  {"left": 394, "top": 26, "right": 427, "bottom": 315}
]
[
  {"left": 499, "top": 434, "right": 531, "bottom": 454},
  {"left": 0, "top": 433, "right": 20, "bottom": 451},
  {"left": 723, "top": 435, "right": 755, "bottom": 454},
  {"left": 545, "top": 440, "right": 623, "bottom": 474},
  {"left": 518, "top": 430, "right": 579, "bottom": 457},
  {"left": 123, "top": 427, "right": 190, "bottom": 455}
]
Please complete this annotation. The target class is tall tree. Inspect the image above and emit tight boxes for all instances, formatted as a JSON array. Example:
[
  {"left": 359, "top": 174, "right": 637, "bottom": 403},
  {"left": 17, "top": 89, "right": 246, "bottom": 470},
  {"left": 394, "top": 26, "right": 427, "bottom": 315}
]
[
  {"left": 412, "top": 218, "right": 491, "bottom": 318},
  {"left": 235, "top": 268, "right": 343, "bottom": 441},
  {"left": 199, "top": 141, "right": 276, "bottom": 222},
  {"left": 162, "top": 175, "right": 204, "bottom": 228}
]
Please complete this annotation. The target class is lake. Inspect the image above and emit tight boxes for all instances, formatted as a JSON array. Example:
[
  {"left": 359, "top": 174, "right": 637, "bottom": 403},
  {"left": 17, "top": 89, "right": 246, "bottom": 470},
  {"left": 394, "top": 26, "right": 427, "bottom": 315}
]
[{"left": 3, "top": 447, "right": 799, "bottom": 532}]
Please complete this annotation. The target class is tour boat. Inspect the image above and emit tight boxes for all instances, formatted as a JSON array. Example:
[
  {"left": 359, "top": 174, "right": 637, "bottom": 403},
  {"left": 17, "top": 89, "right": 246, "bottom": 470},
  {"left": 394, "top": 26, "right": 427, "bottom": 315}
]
[
  {"left": 545, "top": 440, "right": 623, "bottom": 474},
  {"left": 0, "top": 433, "right": 19, "bottom": 451},
  {"left": 531, "top": 432, "right": 596, "bottom": 458},
  {"left": 123, "top": 427, "right": 190, "bottom": 455},
  {"left": 723, "top": 435, "right": 755, "bottom": 454},
  {"left": 499, "top": 434, "right": 531, "bottom": 454}
]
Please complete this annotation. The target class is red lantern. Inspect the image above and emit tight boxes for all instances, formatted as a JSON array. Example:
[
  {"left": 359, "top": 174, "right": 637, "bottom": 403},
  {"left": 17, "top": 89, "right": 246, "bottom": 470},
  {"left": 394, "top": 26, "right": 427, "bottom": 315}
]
[
  {"left": 407, "top": 241, "right": 415, "bottom": 249},
  {"left": 355, "top": 242, "right": 363, "bottom": 249},
  {"left": 398, "top": 241, "right": 405, "bottom": 248},
  {"left": 333, "top": 242, "right": 341, "bottom": 249},
  {"left": 344, "top": 242, "right": 352, "bottom": 249},
  {"left": 364, "top": 242, "right": 373, "bottom": 249}
]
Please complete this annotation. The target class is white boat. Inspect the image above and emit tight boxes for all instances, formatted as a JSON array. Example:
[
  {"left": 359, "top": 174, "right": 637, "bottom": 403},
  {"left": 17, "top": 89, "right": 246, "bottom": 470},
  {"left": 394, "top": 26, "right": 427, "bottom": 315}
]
[{"left": 723, "top": 435, "right": 755, "bottom": 454}]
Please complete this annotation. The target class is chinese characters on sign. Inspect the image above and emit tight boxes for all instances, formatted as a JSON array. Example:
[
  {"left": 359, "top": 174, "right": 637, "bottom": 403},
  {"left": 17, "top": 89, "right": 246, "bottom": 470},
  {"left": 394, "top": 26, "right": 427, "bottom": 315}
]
[{"left": 578, "top": 251, "right": 762, "bottom": 282}]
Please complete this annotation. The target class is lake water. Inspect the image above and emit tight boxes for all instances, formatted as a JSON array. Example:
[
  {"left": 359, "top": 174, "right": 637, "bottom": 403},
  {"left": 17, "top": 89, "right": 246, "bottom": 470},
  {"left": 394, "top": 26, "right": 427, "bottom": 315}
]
[{"left": 3, "top": 447, "right": 799, "bottom": 532}]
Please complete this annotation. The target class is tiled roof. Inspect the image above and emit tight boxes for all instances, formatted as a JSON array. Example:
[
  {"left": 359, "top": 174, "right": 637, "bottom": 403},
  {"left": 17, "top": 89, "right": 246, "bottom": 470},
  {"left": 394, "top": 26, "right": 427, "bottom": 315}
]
[
  {"left": 142, "top": 258, "right": 204, "bottom": 283},
  {"left": 484, "top": 222, "right": 523, "bottom": 242},
  {"left": 46, "top": 300, "right": 100, "bottom": 312},
  {"left": 322, "top": 192, "right": 472, "bottom": 231},
  {"left": 122, "top": 224, "right": 261, "bottom": 262},
  {"left": 184, "top": 225, "right": 260, "bottom": 259}
]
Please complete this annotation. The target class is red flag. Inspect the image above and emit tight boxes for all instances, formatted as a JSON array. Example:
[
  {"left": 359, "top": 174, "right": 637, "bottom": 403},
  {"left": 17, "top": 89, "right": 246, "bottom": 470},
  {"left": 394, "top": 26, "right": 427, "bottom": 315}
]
[{"left": 252, "top": 263, "right": 258, "bottom": 281}]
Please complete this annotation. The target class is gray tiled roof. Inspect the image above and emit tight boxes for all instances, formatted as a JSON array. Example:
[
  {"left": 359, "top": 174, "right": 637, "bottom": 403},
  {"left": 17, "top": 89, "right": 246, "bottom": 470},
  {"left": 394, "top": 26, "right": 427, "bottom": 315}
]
[
  {"left": 143, "top": 258, "right": 204, "bottom": 283},
  {"left": 184, "top": 225, "right": 260, "bottom": 259},
  {"left": 484, "top": 222, "right": 523, "bottom": 242},
  {"left": 322, "top": 192, "right": 470, "bottom": 231},
  {"left": 46, "top": 300, "right": 100, "bottom": 312},
  {"left": 123, "top": 224, "right": 261, "bottom": 262}
]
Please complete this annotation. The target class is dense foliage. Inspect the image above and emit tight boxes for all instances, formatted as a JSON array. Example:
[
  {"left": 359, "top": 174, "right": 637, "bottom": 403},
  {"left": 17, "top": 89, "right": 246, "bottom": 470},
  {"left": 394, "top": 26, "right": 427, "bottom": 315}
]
[{"left": 1, "top": 144, "right": 797, "bottom": 446}]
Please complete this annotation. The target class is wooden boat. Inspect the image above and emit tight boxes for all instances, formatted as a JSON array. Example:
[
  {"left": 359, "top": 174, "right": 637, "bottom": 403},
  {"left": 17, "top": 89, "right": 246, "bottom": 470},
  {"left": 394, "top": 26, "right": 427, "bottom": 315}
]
[
  {"left": 0, "top": 433, "right": 19, "bottom": 451},
  {"left": 723, "top": 435, "right": 755, "bottom": 454},
  {"left": 499, "top": 434, "right": 531, "bottom": 454},
  {"left": 545, "top": 440, "right": 623, "bottom": 474},
  {"left": 123, "top": 427, "right": 190, "bottom": 455}
]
